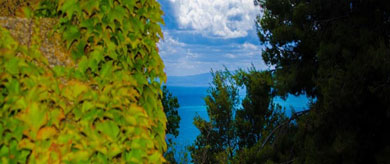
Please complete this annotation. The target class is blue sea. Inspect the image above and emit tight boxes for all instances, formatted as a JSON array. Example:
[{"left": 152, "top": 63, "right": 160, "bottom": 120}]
[{"left": 166, "top": 86, "right": 310, "bottom": 152}]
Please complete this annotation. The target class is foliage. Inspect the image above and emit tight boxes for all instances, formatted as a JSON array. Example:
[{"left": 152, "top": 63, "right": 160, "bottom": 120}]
[
  {"left": 189, "top": 69, "right": 287, "bottom": 164},
  {"left": 162, "top": 86, "right": 180, "bottom": 138},
  {"left": 165, "top": 142, "right": 190, "bottom": 164},
  {"left": 189, "top": 70, "right": 239, "bottom": 163},
  {"left": 233, "top": 68, "right": 286, "bottom": 149},
  {"left": 34, "top": 0, "right": 58, "bottom": 17},
  {"left": 0, "top": 0, "right": 36, "bottom": 17},
  {"left": 256, "top": 0, "right": 390, "bottom": 163},
  {"left": 0, "top": 0, "right": 167, "bottom": 163},
  {"left": 161, "top": 86, "right": 181, "bottom": 163}
]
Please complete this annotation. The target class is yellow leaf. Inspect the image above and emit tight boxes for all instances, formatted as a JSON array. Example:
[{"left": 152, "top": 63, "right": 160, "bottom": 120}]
[
  {"left": 37, "top": 126, "right": 58, "bottom": 140},
  {"left": 125, "top": 115, "right": 137, "bottom": 126},
  {"left": 18, "top": 138, "right": 35, "bottom": 149},
  {"left": 63, "top": 80, "right": 88, "bottom": 99}
]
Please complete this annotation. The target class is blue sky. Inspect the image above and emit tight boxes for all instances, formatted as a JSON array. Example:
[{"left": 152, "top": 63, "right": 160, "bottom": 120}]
[{"left": 157, "top": 0, "right": 267, "bottom": 76}]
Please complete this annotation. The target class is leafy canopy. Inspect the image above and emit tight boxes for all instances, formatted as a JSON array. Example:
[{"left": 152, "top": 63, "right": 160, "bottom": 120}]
[
  {"left": 0, "top": 0, "right": 168, "bottom": 163},
  {"left": 256, "top": 0, "right": 390, "bottom": 163}
]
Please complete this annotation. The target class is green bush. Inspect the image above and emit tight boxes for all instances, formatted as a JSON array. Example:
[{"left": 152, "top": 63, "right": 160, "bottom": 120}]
[{"left": 0, "top": 0, "right": 167, "bottom": 163}]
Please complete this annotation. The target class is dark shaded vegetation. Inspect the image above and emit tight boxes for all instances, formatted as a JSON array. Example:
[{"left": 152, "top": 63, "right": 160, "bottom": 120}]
[
  {"left": 190, "top": 0, "right": 390, "bottom": 163},
  {"left": 161, "top": 86, "right": 181, "bottom": 163}
]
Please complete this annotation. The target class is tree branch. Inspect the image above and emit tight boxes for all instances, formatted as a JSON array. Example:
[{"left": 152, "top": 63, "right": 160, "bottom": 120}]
[{"left": 261, "top": 110, "right": 310, "bottom": 148}]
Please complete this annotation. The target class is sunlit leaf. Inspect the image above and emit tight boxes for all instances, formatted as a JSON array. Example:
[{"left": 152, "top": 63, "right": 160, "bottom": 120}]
[
  {"left": 36, "top": 126, "right": 58, "bottom": 140},
  {"left": 96, "top": 120, "right": 119, "bottom": 140},
  {"left": 63, "top": 25, "right": 81, "bottom": 49}
]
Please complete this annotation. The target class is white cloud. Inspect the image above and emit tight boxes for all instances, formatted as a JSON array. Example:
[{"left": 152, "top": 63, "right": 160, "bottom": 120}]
[
  {"left": 158, "top": 32, "right": 186, "bottom": 57},
  {"left": 225, "top": 53, "right": 236, "bottom": 59},
  {"left": 242, "top": 42, "right": 259, "bottom": 50},
  {"left": 158, "top": 33, "right": 266, "bottom": 76},
  {"left": 168, "top": 0, "right": 259, "bottom": 39}
]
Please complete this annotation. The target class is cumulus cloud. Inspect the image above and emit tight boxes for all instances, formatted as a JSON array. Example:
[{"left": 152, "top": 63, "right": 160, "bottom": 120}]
[
  {"left": 168, "top": 0, "right": 259, "bottom": 39},
  {"left": 158, "top": 32, "right": 265, "bottom": 76},
  {"left": 241, "top": 42, "right": 259, "bottom": 50}
]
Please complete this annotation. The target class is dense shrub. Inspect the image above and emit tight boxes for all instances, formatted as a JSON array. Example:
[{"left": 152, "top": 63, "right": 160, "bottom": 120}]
[{"left": 0, "top": 0, "right": 167, "bottom": 163}]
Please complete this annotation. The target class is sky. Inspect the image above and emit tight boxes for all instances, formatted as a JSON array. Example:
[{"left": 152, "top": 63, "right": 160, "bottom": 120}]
[{"left": 157, "top": 0, "right": 267, "bottom": 76}]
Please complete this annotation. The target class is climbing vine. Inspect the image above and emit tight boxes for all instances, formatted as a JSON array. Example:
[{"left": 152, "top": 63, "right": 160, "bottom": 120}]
[{"left": 0, "top": 0, "right": 167, "bottom": 163}]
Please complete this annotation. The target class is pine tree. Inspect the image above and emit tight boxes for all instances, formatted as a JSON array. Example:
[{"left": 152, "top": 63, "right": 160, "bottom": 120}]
[
  {"left": 256, "top": 0, "right": 390, "bottom": 162},
  {"left": 161, "top": 86, "right": 181, "bottom": 163},
  {"left": 189, "top": 70, "right": 238, "bottom": 163}
]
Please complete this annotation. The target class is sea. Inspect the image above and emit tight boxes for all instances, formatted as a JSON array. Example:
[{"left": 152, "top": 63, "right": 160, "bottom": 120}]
[{"left": 166, "top": 86, "right": 310, "bottom": 156}]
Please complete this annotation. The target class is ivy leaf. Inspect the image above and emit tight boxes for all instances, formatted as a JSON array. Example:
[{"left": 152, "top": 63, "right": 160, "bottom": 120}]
[
  {"left": 122, "top": 0, "right": 136, "bottom": 11},
  {"left": 5, "top": 58, "right": 19, "bottom": 75},
  {"left": 18, "top": 150, "right": 31, "bottom": 163},
  {"left": 80, "top": 18, "right": 95, "bottom": 34},
  {"left": 18, "top": 138, "right": 35, "bottom": 150},
  {"left": 71, "top": 39, "right": 87, "bottom": 61},
  {"left": 36, "top": 126, "right": 58, "bottom": 140},
  {"left": 60, "top": 0, "right": 80, "bottom": 19},
  {"left": 17, "top": 102, "right": 47, "bottom": 139},
  {"left": 53, "top": 66, "right": 66, "bottom": 77},
  {"left": 63, "top": 25, "right": 81, "bottom": 49},
  {"left": 149, "top": 152, "right": 164, "bottom": 163},
  {"left": 77, "top": 56, "right": 89, "bottom": 73},
  {"left": 108, "top": 143, "right": 122, "bottom": 159},
  {"left": 81, "top": 0, "right": 100, "bottom": 15},
  {"left": 63, "top": 80, "right": 88, "bottom": 99},
  {"left": 122, "top": 19, "right": 134, "bottom": 34},
  {"left": 90, "top": 46, "right": 104, "bottom": 62},
  {"left": 108, "top": 6, "right": 126, "bottom": 24},
  {"left": 6, "top": 79, "right": 20, "bottom": 95},
  {"left": 96, "top": 120, "right": 119, "bottom": 140},
  {"left": 9, "top": 140, "right": 18, "bottom": 163},
  {"left": 88, "top": 58, "right": 98, "bottom": 73},
  {"left": 100, "top": 61, "right": 113, "bottom": 78}
]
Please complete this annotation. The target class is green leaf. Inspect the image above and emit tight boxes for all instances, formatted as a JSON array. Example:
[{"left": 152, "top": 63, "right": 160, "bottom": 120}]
[
  {"left": 88, "top": 58, "right": 98, "bottom": 73},
  {"left": 90, "top": 46, "right": 104, "bottom": 62},
  {"left": 81, "top": 0, "right": 100, "bottom": 15},
  {"left": 18, "top": 150, "right": 30, "bottom": 163},
  {"left": 26, "top": 102, "right": 46, "bottom": 131},
  {"left": 9, "top": 140, "right": 18, "bottom": 160},
  {"left": 80, "top": 18, "right": 95, "bottom": 34},
  {"left": 63, "top": 25, "right": 81, "bottom": 49},
  {"left": 108, "top": 6, "right": 126, "bottom": 24},
  {"left": 82, "top": 109, "right": 103, "bottom": 121},
  {"left": 60, "top": 0, "right": 80, "bottom": 19},
  {"left": 81, "top": 101, "right": 94, "bottom": 113},
  {"left": 5, "top": 58, "right": 19, "bottom": 75},
  {"left": 0, "top": 145, "right": 9, "bottom": 157},
  {"left": 100, "top": 61, "right": 113, "bottom": 78},
  {"left": 6, "top": 79, "right": 20, "bottom": 95},
  {"left": 122, "top": 0, "right": 136, "bottom": 11},
  {"left": 71, "top": 40, "right": 87, "bottom": 61},
  {"left": 107, "top": 143, "right": 122, "bottom": 159},
  {"left": 77, "top": 56, "right": 89, "bottom": 73},
  {"left": 96, "top": 120, "right": 119, "bottom": 139},
  {"left": 149, "top": 152, "right": 162, "bottom": 163},
  {"left": 53, "top": 66, "right": 66, "bottom": 77}
]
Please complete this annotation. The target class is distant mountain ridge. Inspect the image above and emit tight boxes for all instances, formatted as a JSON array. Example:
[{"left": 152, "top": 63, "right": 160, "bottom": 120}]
[{"left": 166, "top": 73, "right": 212, "bottom": 87}]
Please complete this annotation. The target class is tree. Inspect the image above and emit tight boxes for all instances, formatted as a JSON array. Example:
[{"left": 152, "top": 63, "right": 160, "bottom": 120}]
[
  {"left": 162, "top": 86, "right": 180, "bottom": 138},
  {"left": 233, "top": 69, "right": 286, "bottom": 149},
  {"left": 256, "top": 0, "right": 390, "bottom": 162},
  {"left": 189, "top": 69, "right": 290, "bottom": 164},
  {"left": 161, "top": 86, "right": 181, "bottom": 163},
  {"left": 189, "top": 70, "right": 239, "bottom": 163}
]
